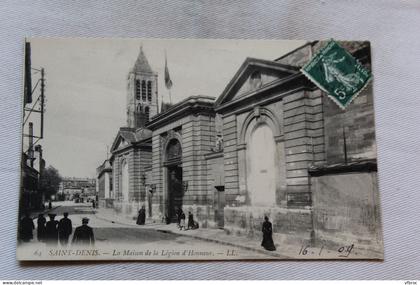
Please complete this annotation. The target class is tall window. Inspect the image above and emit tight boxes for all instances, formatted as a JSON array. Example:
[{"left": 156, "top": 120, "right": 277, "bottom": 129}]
[
  {"left": 141, "top": 80, "right": 146, "bottom": 101},
  {"left": 135, "top": 80, "right": 141, "bottom": 100},
  {"left": 147, "top": 81, "right": 152, "bottom": 101},
  {"left": 145, "top": 106, "right": 150, "bottom": 122}
]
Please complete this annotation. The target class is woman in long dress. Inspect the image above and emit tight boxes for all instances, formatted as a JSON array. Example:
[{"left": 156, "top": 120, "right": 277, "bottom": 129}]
[
  {"left": 136, "top": 206, "right": 146, "bottom": 225},
  {"left": 261, "top": 216, "right": 276, "bottom": 251}
]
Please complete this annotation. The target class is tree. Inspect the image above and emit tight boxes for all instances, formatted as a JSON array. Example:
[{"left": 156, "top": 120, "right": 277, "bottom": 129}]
[{"left": 39, "top": 165, "right": 62, "bottom": 200}]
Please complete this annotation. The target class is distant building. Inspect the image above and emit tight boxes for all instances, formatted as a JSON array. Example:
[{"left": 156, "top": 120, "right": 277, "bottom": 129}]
[
  {"left": 98, "top": 41, "right": 381, "bottom": 250},
  {"left": 21, "top": 145, "right": 45, "bottom": 212},
  {"left": 58, "top": 177, "right": 96, "bottom": 201}
]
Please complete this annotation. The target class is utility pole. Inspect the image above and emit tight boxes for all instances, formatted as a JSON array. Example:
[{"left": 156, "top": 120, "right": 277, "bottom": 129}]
[{"left": 40, "top": 68, "right": 45, "bottom": 139}]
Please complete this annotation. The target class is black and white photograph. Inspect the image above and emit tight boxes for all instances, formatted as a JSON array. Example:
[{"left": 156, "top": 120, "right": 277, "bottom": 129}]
[{"left": 17, "top": 38, "right": 383, "bottom": 261}]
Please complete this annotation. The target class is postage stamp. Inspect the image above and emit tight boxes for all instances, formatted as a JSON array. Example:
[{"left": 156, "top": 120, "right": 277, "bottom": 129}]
[
  {"left": 17, "top": 38, "right": 382, "bottom": 261},
  {"left": 300, "top": 39, "right": 372, "bottom": 109}
]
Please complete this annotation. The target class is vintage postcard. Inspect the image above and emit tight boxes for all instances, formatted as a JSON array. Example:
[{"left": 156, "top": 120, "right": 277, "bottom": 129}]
[{"left": 18, "top": 38, "right": 383, "bottom": 261}]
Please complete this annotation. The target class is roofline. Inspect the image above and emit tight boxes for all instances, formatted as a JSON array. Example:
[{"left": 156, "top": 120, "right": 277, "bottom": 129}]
[
  {"left": 146, "top": 95, "right": 216, "bottom": 130},
  {"left": 215, "top": 72, "right": 313, "bottom": 114},
  {"left": 274, "top": 41, "right": 316, "bottom": 62},
  {"left": 214, "top": 57, "right": 299, "bottom": 107}
]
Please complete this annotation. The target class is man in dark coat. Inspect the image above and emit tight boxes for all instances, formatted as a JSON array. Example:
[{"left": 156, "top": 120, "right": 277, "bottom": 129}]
[
  {"left": 136, "top": 206, "right": 146, "bottom": 225},
  {"left": 37, "top": 213, "right": 46, "bottom": 242},
  {"left": 58, "top": 212, "right": 73, "bottom": 246},
  {"left": 72, "top": 217, "right": 95, "bottom": 246},
  {"left": 45, "top": 213, "right": 59, "bottom": 246},
  {"left": 261, "top": 216, "right": 276, "bottom": 251},
  {"left": 187, "top": 211, "right": 195, "bottom": 230},
  {"left": 19, "top": 212, "right": 34, "bottom": 242},
  {"left": 179, "top": 210, "right": 186, "bottom": 230}
]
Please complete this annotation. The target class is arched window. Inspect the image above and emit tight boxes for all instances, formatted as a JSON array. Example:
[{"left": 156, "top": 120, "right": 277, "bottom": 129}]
[
  {"left": 135, "top": 80, "right": 141, "bottom": 100},
  {"left": 137, "top": 104, "right": 142, "bottom": 112},
  {"left": 145, "top": 106, "right": 150, "bottom": 122},
  {"left": 166, "top": 139, "right": 182, "bottom": 160},
  {"left": 147, "top": 81, "right": 152, "bottom": 101},
  {"left": 141, "top": 80, "right": 146, "bottom": 101}
]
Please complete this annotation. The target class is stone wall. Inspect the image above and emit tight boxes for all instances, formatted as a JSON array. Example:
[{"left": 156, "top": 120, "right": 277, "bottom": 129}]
[
  {"left": 323, "top": 83, "right": 376, "bottom": 164},
  {"left": 223, "top": 206, "right": 312, "bottom": 243},
  {"left": 97, "top": 175, "right": 105, "bottom": 200},
  {"left": 222, "top": 114, "right": 239, "bottom": 206},
  {"left": 151, "top": 134, "right": 164, "bottom": 218},
  {"left": 205, "top": 152, "right": 224, "bottom": 228},
  {"left": 283, "top": 89, "right": 325, "bottom": 195},
  {"left": 311, "top": 171, "right": 382, "bottom": 253}
]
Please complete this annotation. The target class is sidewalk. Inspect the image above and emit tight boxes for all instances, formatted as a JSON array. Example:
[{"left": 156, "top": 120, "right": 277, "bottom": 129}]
[
  {"left": 94, "top": 207, "right": 299, "bottom": 258},
  {"left": 28, "top": 204, "right": 61, "bottom": 220}
]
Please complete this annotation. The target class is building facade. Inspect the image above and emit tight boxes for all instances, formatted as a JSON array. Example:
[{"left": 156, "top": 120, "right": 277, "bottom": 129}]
[
  {"left": 58, "top": 177, "right": 96, "bottom": 201},
  {"left": 99, "top": 41, "right": 381, "bottom": 250}
]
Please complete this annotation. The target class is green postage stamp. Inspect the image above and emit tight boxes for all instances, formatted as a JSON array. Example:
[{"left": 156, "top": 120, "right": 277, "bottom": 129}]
[{"left": 301, "top": 39, "right": 372, "bottom": 109}]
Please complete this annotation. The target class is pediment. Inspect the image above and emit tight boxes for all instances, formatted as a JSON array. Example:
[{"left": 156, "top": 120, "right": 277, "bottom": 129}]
[
  {"left": 110, "top": 129, "right": 135, "bottom": 152},
  {"left": 111, "top": 136, "right": 128, "bottom": 152},
  {"left": 215, "top": 58, "right": 299, "bottom": 108}
]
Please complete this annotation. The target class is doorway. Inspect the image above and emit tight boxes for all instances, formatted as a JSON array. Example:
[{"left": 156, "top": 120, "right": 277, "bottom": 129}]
[
  {"left": 167, "top": 165, "right": 183, "bottom": 222},
  {"left": 246, "top": 124, "right": 276, "bottom": 206}
]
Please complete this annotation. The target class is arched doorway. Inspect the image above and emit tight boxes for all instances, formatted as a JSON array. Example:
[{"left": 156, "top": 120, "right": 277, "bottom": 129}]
[
  {"left": 164, "top": 139, "right": 183, "bottom": 222},
  {"left": 121, "top": 159, "right": 129, "bottom": 202},
  {"left": 246, "top": 124, "right": 276, "bottom": 206}
]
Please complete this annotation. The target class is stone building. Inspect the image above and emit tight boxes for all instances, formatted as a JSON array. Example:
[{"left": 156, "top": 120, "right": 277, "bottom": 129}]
[
  {"left": 96, "top": 159, "right": 112, "bottom": 206},
  {"left": 99, "top": 41, "right": 382, "bottom": 250}
]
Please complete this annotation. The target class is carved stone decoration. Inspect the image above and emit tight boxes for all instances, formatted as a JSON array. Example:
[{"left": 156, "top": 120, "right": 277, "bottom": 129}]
[
  {"left": 166, "top": 139, "right": 182, "bottom": 160},
  {"left": 213, "top": 133, "right": 224, "bottom": 152}
]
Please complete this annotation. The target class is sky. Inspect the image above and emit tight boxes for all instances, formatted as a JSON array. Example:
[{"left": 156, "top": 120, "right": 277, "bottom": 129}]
[{"left": 26, "top": 38, "right": 306, "bottom": 178}]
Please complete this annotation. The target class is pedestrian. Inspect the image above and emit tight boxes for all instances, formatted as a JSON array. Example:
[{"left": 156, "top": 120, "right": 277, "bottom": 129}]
[
  {"left": 19, "top": 212, "right": 34, "bottom": 242},
  {"left": 165, "top": 214, "right": 171, "bottom": 225},
  {"left": 37, "top": 213, "right": 46, "bottom": 242},
  {"left": 261, "top": 216, "right": 276, "bottom": 251},
  {"left": 175, "top": 207, "right": 181, "bottom": 228},
  {"left": 45, "top": 213, "right": 59, "bottom": 246},
  {"left": 72, "top": 217, "right": 95, "bottom": 246},
  {"left": 136, "top": 206, "right": 146, "bottom": 225},
  {"left": 91, "top": 199, "right": 96, "bottom": 209},
  {"left": 187, "top": 211, "right": 195, "bottom": 230},
  {"left": 179, "top": 210, "right": 186, "bottom": 230},
  {"left": 58, "top": 212, "right": 73, "bottom": 246},
  {"left": 48, "top": 200, "right": 52, "bottom": 210}
]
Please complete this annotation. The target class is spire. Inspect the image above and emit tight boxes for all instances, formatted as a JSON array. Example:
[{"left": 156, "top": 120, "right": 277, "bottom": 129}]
[{"left": 132, "top": 45, "right": 154, "bottom": 74}]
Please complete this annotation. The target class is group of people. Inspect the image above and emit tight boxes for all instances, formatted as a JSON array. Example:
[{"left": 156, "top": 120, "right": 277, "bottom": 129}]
[
  {"left": 19, "top": 212, "right": 95, "bottom": 246},
  {"left": 176, "top": 208, "right": 198, "bottom": 230}
]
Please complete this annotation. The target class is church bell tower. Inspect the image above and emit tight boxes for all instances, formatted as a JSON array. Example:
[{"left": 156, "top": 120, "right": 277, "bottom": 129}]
[{"left": 126, "top": 46, "right": 158, "bottom": 129}]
